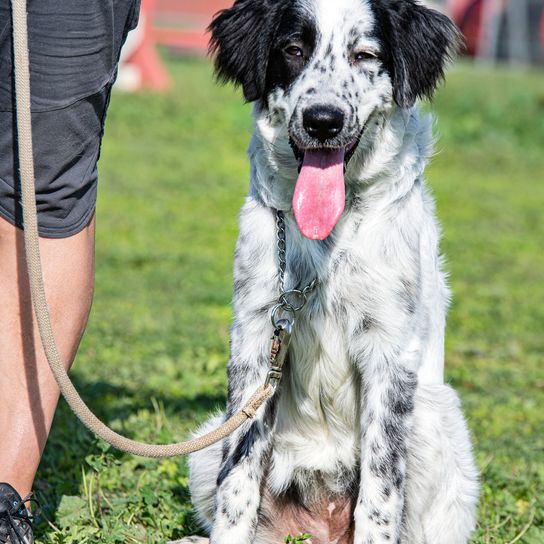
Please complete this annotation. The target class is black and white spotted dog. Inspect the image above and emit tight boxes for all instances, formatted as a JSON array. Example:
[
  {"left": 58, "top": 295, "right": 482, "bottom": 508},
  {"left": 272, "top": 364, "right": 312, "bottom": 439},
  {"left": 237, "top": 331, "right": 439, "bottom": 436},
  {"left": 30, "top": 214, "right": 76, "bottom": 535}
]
[{"left": 188, "top": 1, "right": 479, "bottom": 543}]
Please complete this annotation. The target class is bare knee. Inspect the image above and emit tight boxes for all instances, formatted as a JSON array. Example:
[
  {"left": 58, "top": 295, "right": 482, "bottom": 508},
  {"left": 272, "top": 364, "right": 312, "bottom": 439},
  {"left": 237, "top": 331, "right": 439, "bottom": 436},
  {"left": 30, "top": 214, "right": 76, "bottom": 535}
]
[{"left": 0, "top": 215, "right": 96, "bottom": 366}]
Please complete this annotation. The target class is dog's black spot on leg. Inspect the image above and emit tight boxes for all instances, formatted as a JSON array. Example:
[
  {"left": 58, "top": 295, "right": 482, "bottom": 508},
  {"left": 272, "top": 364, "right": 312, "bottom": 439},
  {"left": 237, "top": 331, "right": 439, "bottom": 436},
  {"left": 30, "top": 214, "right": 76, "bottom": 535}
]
[
  {"left": 354, "top": 315, "right": 376, "bottom": 335},
  {"left": 217, "top": 421, "right": 261, "bottom": 486},
  {"left": 394, "top": 472, "right": 404, "bottom": 491},
  {"left": 217, "top": 456, "right": 235, "bottom": 487},
  {"left": 389, "top": 368, "right": 417, "bottom": 417},
  {"left": 398, "top": 277, "right": 419, "bottom": 315},
  {"left": 391, "top": 396, "right": 414, "bottom": 416}
]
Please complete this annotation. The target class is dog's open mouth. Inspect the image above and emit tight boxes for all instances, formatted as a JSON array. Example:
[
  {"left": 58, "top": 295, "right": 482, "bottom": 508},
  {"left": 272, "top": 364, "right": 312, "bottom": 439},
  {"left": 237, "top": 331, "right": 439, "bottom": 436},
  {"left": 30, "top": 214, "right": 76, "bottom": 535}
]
[
  {"left": 290, "top": 138, "right": 359, "bottom": 172},
  {"left": 289, "top": 137, "right": 360, "bottom": 241}
]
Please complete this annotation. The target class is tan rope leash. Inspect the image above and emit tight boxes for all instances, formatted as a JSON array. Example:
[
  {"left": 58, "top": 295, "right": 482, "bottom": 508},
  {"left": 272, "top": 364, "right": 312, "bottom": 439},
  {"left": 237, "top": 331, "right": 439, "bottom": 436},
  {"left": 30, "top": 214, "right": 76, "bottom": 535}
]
[{"left": 11, "top": 0, "right": 274, "bottom": 458}]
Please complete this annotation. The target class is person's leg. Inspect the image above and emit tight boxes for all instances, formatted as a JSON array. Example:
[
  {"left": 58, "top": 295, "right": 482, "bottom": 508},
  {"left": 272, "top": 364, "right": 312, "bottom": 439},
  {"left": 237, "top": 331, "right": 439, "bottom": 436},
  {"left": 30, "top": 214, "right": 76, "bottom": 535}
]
[{"left": 0, "top": 214, "right": 95, "bottom": 497}]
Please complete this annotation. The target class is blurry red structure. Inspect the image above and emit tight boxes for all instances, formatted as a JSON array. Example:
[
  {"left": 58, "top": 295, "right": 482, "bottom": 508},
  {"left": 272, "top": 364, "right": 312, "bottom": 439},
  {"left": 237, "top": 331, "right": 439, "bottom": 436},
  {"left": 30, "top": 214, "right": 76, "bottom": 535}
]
[
  {"left": 449, "top": 0, "right": 483, "bottom": 56},
  {"left": 119, "top": 0, "right": 543, "bottom": 92},
  {"left": 449, "top": 0, "right": 544, "bottom": 63},
  {"left": 119, "top": 0, "right": 230, "bottom": 92},
  {"left": 154, "top": 0, "right": 230, "bottom": 52},
  {"left": 121, "top": 0, "right": 170, "bottom": 91}
]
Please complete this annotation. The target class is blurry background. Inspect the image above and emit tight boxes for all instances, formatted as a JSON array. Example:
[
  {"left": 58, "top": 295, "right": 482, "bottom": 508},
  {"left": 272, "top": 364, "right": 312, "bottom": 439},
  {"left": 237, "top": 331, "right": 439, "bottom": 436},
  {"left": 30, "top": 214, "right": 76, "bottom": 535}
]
[
  {"left": 34, "top": 1, "right": 543, "bottom": 543},
  {"left": 116, "top": 0, "right": 544, "bottom": 92}
]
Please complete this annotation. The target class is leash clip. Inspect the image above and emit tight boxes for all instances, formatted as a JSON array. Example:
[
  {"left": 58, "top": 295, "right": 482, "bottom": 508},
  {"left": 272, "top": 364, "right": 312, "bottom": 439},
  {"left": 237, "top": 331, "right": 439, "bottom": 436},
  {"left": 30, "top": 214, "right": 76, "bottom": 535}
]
[{"left": 264, "top": 319, "right": 292, "bottom": 390}]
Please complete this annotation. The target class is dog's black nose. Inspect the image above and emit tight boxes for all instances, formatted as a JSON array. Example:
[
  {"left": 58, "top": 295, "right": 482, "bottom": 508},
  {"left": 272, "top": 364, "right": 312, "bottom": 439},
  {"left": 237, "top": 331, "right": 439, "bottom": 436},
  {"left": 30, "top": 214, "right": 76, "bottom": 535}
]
[{"left": 303, "top": 105, "right": 345, "bottom": 142}]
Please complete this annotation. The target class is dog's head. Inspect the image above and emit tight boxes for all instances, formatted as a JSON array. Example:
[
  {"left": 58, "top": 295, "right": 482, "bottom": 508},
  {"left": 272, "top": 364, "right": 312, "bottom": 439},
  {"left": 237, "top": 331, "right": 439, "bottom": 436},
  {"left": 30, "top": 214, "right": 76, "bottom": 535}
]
[{"left": 209, "top": 0, "right": 459, "bottom": 240}]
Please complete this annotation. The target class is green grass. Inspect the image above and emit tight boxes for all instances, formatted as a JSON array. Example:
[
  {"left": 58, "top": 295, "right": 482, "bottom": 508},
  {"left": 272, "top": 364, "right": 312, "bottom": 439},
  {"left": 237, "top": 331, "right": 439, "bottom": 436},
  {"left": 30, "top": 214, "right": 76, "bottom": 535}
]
[{"left": 33, "top": 58, "right": 544, "bottom": 543}]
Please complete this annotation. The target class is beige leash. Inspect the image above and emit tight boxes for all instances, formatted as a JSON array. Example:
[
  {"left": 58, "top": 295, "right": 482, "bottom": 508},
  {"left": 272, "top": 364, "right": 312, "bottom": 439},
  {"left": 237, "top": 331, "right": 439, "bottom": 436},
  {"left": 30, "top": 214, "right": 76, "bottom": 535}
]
[{"left": 10, "top": 0, "right": 275, "bottom": 458}]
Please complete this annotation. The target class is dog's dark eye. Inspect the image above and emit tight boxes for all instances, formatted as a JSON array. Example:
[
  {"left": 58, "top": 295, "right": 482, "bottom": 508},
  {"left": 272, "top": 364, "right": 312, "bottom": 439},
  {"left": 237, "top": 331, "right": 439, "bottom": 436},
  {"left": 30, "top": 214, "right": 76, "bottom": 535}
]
[
  {"left": 284, "top": 45, "right": 304, "bottom": 58},
  {"left": 352, "top": 51, "right": 377, "bottom": 62}
]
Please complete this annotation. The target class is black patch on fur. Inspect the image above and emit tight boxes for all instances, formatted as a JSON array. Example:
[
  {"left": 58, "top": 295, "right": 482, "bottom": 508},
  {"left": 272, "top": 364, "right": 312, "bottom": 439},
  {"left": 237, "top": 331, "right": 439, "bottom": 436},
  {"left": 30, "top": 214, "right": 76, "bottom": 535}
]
[
  {"left": 393, "top": 470, "right": 404, "bottom": 491},
  {"left": 209, "top": 0, "right": 286, "bottom": 101},
  {"left": 217, "top": 422, "right": 261, "bottom": 486},
  {"left": 397, "top": 277, "right": 419, "bottom": 314},
  {"left": 217, "top": 392, "right": 278, "bottom": 487},
  {"left": 209, "top": 0, "right": 317, "bottom": 102},
  {"left": 265, "top": 5, "right": 318, "bottom": 98},
  {"left": 368, "top": 508, "right": 391, "bottom": 527},
  {"left": 370, "top": 460, "right": 389, "bottom": 478},
  {"left": 370, "top": 0, "right": 461, "bottom": 107},
  {"left": 221, "top": 503, "right": 243, "bottom": 526},
  {"left": 217, "top": 450, "right": 236, "bottom": 487},
  {"left": 355, "top": 315, "right": 376, "bottom": 335},
  {"left": 389, "top": 368, "right": 417, "bottom": 415}
]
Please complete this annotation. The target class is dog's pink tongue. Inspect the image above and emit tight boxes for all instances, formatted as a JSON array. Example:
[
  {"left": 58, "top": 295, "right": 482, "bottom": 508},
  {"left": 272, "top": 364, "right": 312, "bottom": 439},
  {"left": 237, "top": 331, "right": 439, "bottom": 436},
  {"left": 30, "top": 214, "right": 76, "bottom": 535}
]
[{"left": 293, "top": 148, "right": 345, "bottom": 240}]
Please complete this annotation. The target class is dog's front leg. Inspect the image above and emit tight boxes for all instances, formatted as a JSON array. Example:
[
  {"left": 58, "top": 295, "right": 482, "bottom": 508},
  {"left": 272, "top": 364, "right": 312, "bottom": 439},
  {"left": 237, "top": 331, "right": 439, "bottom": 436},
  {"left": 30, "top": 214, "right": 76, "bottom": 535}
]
[
  {"left": 209, "top": 200, "right": 280, "bottom": 544},
  {"left": 210, "top": 363, "right": 277, "bottom": 544},
  {"left": 353, "top": 344, "right": 418, "bottom": 544}
]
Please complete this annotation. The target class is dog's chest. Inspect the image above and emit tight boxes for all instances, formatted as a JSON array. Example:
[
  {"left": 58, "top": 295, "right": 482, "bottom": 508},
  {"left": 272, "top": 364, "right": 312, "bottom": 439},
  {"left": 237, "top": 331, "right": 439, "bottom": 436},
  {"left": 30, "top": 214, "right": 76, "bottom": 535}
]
[
  {"left": 282, "top": 242, "right": 372, "bottom": 407},
  {"left": 270, "top": 232, "right": 384, "bottom": 483}
]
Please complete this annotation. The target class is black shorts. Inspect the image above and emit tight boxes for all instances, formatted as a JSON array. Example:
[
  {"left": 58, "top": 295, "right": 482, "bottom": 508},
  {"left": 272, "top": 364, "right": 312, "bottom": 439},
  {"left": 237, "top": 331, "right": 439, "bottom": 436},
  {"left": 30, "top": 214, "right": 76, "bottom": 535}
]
[{"left": 0, "top": 0, "right": 140, "bottom": 237}]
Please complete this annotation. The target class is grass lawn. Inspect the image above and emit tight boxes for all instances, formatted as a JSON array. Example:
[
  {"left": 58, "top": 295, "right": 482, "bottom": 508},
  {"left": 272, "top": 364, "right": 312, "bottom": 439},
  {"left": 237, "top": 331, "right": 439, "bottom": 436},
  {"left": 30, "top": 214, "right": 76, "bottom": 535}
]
[{"left": 33, "top": 57, "right": 544, "bottom": 543}]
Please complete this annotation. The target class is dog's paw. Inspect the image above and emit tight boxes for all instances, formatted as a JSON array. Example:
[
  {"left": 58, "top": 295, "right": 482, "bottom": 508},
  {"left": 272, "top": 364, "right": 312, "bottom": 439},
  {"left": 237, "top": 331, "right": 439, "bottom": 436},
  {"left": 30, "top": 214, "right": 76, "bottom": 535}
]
[{"left": 168, "top": 537, "right": 209, "bottom": 544}]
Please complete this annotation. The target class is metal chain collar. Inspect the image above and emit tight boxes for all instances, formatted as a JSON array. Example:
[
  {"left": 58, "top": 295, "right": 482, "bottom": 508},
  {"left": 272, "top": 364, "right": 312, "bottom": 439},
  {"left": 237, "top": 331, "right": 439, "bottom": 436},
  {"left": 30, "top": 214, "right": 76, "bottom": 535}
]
[
  {"left": 264, "top": 210, "right": 319, "bottom": 390},
  {"left": 271, "top": 210, "right": 319, "bottom": 330}
]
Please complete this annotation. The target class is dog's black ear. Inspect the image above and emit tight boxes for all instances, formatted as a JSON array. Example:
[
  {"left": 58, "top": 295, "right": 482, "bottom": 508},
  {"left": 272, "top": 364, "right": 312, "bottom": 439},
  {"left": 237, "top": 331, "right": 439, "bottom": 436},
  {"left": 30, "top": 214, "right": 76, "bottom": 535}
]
[
  {"left": 376, "top": 0, "right": 461, "bottom": 108},
  {"left": 209, "top": 0, "right": 281, "bottom": 102}
]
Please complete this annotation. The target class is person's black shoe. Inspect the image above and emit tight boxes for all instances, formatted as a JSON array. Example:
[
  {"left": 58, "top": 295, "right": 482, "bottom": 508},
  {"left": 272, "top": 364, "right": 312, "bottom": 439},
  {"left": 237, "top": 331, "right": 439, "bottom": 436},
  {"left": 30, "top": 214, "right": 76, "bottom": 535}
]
[{"left": 0, "top": 483, "right": 37, "bottom": 544}]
